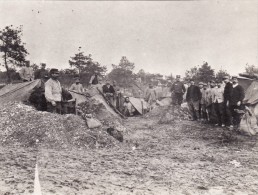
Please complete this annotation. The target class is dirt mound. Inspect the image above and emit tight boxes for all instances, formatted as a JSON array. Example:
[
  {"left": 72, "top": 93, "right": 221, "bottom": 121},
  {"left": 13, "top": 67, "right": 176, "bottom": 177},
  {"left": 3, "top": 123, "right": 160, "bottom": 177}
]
[
  {"left": 0, "top": 102, "right": 120, "bottom": 149},
  {"left": 77, "top": 97, "right": 126, "bottom": 136},
  {"left": 77, "top": 97, "right": 117, "bottom": 121},
  {"left": 144, "top": 106, "right": 168, "bottom": 118},
  {"left": 145, "top": 105, "right": 190, "bottom": 123}
]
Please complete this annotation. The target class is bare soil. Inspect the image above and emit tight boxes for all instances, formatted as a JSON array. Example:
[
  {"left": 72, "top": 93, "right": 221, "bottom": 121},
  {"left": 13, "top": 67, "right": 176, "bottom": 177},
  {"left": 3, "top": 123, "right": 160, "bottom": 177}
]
[{"left": 1, "top": 115, "right": 258, "bottom": 195}]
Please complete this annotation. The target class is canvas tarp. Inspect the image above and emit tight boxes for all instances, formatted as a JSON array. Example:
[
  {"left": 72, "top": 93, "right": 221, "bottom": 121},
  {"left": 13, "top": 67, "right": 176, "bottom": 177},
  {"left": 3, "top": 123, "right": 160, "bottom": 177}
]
[
  {"left": 0, "top": 79, "right": 42, "bottom": 104},
  {"left": 92, "top": 86, "right": 121, "bottom": 117},
  {"left": 243, "top": 80, "right": 258, "bottom": 105},
  {"left": 237, "top": 76, "right": 254, "bottom": 93},
  {"left": 242, "top": 80, "right": 258, "bottom": 125},
  {"left": 69, "top": 86, "right": 119, "bottom": 117},
  {"left": 69, "top": 91, "right": 88, "bottom": 105},
  {"left": 129, "top": 97, "right": 148, "bottom": 115}
]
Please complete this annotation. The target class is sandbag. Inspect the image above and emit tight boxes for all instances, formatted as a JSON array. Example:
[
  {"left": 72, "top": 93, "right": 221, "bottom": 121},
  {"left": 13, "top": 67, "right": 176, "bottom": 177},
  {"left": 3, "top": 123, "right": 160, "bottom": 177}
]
[
  {"left": 86, "top": 117, "right": 102, "bottom": 129},
  {"left": 239, "top": 111, "right": 258, "bottom": 136}
]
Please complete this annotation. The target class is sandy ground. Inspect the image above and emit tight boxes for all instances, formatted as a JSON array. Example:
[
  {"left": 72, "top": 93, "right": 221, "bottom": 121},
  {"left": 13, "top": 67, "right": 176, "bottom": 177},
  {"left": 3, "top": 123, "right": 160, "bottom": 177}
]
[
  {"left": 0, "top": 147, "right": 36, "bottom": 195},
  {"left": 1, "top": 116, "right": 258, "bottom": 195}
]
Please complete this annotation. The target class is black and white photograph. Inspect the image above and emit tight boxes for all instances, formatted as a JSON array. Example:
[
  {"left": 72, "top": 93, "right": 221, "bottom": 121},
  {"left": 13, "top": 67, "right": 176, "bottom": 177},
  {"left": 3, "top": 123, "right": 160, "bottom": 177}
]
[{"left": 0, "top": 0, "right": 258, "bottom": 194}]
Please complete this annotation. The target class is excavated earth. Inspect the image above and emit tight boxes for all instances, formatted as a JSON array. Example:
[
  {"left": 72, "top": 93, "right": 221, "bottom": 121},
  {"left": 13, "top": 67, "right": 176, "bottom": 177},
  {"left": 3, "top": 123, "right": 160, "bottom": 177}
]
[{"left": 0, "top": 103, "right": 258, "bottom": 195}]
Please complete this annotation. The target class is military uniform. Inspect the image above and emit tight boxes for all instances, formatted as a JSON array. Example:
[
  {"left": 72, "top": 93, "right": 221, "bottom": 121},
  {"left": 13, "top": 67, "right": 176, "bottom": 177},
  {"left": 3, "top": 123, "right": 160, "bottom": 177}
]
[{"left": 170, "top": 76, "right": 186, "bottom": 106}]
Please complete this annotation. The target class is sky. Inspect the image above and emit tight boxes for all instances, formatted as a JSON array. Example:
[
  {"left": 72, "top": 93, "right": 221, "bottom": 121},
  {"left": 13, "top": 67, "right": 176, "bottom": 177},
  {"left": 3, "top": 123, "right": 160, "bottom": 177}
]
[{"left": 0, "top": 0, "right": 257, "bottom": 76}]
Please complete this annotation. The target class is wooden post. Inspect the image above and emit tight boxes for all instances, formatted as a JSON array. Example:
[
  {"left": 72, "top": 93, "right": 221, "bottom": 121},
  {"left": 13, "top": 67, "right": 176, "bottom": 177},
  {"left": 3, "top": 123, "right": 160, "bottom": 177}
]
[{"left": 75, "top": 98, "right": 77, "bottom": 115}]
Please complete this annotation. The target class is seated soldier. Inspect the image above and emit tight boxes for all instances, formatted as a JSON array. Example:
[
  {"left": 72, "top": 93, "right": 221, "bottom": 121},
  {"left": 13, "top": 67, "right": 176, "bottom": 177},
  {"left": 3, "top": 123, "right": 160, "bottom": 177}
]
[
  {"left": 123, "top": 97, "right": 136, "bottom": 117},
  {"left": 102, "top": 81, "right": 115, "bottom": 106}
]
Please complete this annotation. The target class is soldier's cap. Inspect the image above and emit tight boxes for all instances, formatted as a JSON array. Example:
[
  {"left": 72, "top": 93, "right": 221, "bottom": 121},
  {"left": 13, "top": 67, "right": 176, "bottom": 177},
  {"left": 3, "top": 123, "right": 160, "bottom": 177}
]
[
  {"left": 198, "top": 82, "right": 204, "bottom": 85},
  {"left": 232, "top": 76, "right": 238, "bottom": 79},
  {"left": 41, "top": 63, "right": 46, "bottom": 66},
  {"left": 223, "top": 75, "right": 230, "bottom": 80},
  {"left": 49, "top": 68, "right": 59, "bottom": 75},
  {"left": 176, "top": 75, "right": 180, "bottom": 78},
  {"left": 210, "top": 80, "right": 215, "bottom": 83},
  {"left": 203, "top": 83, "right": 207, "bottom": 86}
]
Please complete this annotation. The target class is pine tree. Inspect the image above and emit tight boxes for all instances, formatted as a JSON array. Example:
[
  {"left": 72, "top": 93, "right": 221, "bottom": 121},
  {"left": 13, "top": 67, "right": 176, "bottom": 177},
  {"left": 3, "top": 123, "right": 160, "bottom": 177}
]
[{"left": 0, "top": 25, "right": 29, "bottom": 82}]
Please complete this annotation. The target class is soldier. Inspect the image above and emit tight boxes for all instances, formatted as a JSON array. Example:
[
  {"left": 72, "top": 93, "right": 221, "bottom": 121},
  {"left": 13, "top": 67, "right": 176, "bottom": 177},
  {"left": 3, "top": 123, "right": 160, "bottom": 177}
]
[
  {"left": 89, "top": 70, "right": 99, "bottom": 86},
  {"left": 170, "top": 75, "right": 186, "bottom": 106},
  {"left": 144, "top": 83, "right": 157, "bottom": 110},
  {"left": 102, "top": 81, "right": 115, "bottom": 106},
  {"left": 199, "top": 82, "right": 208, "bottom": 121},
  {"left": 113, "top": 81, "right": 121, "bottom": 109},
  {"left": 123, "top": 97, "right": 136, "bottom": 117},
  {"left": 230, "top": 76, "right": 245, "bottom": 129},
  {"left": 34, "top": 63, "right": 49, "bottom": 80},
  {"left": 19, "top": 60, "right": 34, "bottom": 82},
  {"left": 213, "top": 80, "right": 225, "bottom": 127},
  {"left": 44, "top": 69, "right": 62, "bottom": 114},
  {"left": 186, "top": 79, "right": 202, "bottom": 121},
  {"left": 69, "top": 78, "right": 84, "bottom": 93},
  {"left": 223, "top": 75, "right": 233, "bottom": 128}
]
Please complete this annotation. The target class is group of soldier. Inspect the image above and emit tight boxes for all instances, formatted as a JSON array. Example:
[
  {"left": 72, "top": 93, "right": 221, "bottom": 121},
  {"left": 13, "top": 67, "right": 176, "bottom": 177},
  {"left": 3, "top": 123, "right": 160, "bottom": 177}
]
[
  {"left": 19, "top": 61, "right": 95, "bottom": 113},
  {"left": 18, "top": 61, "right": 48, "bottom": 82},
  {"left": 171, "top": 75, "right": 245, "bottom": 130},
  {"left": 19, "top": 61, "right": 246, "bottom": 127},
  {"left": 19, "top": 61, "right": 133, "bottom": 115},
  {"left": 101, "top": 80, "right": 137, "bottom": 117}
]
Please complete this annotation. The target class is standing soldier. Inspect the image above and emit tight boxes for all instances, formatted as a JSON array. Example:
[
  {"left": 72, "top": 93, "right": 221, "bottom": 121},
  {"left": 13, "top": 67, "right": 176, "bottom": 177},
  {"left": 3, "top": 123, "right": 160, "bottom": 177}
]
[
  {"left": 170, "top": 75, "right": 186, "bottom": 106},
  {"left": 223, "top": 75, "right": 233, "bottom": 128},
  {"left": 69, "top": 78, "right": 84, "bottom": 93},
  {"left": 198, "top": 82, "right": 204, "bottom": 120},
  {"left": 186, "top": 79, "right": 202, "bottom": 121},
  {"left": 213, "top": 80, "right": 225, "bottom": 127},
  {"left": 199, "top": 82, "right": 208, "bottom": 121},
  {"left": 208, "top": 80, "right": 218, "bottom": 124},
  {"left": 89, "top": 70, "right": 99, "bottom": 86},
  {"left": 112, "top": 81, "right": 121, "bottom": 109},
  {"left": 230, "top": 76, "right": 245, "bottom": 129},
  {"left": 32, "top": 63, "right": 49, "bottom": 111},
  {"left": 44, "top": 69, "right": 63, "bottom": 114},
  {"left": 34, "top": 63, "right": 49, "bottom": 80},
  {"left": 144, "top": 83, "right": 157, "bottom": 110},
  {"left": 19, "top": 60, "right": 34, "bottom": 82}
]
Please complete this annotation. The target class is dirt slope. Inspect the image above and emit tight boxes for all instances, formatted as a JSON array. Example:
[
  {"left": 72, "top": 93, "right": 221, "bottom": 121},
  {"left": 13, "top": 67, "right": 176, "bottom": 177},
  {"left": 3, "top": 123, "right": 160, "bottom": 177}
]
[{"left": 0, "top": 108, "right": 258, "bottom": 194}]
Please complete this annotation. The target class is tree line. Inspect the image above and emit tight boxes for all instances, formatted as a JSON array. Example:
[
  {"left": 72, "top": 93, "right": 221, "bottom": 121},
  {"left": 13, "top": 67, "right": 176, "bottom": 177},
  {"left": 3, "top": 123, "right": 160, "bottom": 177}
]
[{"left": 1, "top": 25, "right": 257, "bottom": 87}]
